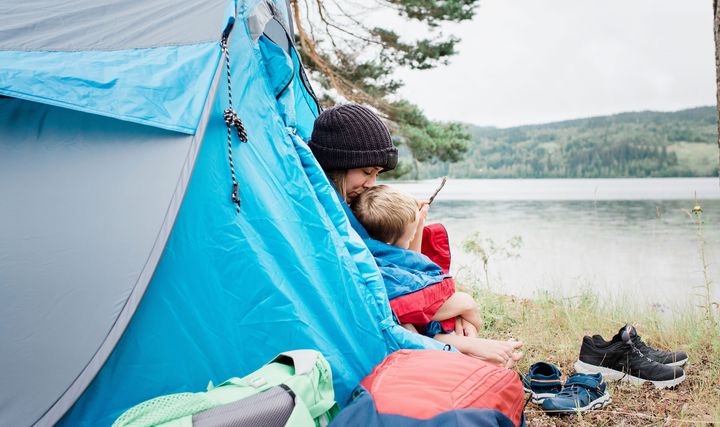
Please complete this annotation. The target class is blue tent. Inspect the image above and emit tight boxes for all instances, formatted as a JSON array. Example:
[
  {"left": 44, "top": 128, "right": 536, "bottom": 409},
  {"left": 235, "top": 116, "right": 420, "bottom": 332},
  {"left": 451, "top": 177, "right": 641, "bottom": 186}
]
[{"left": 0, "top": 1, "right": 443, "bottom": 425}]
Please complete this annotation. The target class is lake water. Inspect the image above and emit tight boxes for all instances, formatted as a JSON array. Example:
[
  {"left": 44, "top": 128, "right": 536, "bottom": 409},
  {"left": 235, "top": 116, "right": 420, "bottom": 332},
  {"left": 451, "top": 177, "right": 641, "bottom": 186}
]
[{"left": 386, "top": 178, "right": 720, "bottom": 307}]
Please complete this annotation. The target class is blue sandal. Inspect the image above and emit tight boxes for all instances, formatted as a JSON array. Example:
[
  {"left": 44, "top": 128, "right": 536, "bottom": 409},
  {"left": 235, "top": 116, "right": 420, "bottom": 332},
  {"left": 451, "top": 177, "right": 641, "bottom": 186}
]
[
  {"left": 541, "top": 372, "right": 612, "bottom": 414},
  {"left": 521, "top": 362, "right": 562, "bottom": 404}
]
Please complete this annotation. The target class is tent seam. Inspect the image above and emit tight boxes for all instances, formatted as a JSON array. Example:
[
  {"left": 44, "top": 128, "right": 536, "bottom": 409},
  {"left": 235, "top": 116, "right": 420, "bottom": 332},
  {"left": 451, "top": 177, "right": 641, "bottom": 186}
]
[
  {"left": 0, "top": 88, "right": 195, "bottom": 134},
  {"left": 0, "top": 38, "right": 224, "bottom": 53}
]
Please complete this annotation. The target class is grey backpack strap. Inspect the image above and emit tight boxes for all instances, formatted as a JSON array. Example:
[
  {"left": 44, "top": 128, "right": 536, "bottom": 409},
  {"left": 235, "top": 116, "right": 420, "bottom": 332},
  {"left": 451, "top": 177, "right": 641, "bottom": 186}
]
[{"left": 192, "top": 385, "right": 295, "bottom": 427}]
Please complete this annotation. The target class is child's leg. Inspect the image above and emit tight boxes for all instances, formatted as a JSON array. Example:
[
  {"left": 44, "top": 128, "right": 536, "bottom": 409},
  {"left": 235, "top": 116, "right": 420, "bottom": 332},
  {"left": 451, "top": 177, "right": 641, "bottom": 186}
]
[
  {"left": 433, "top": 334, "right": 523, "bottom": 368},
  {"left": 453, "top": 317, "right": 477, "bottom": 337},
  {"left": 432, "top": 291, "right": 483, "bottom": 332},
  {"left": 454, "top": 317, "right": 463, "bottom": 335},
  {"left": 460, "top": 318, "right": 478, "bottom": 337}
]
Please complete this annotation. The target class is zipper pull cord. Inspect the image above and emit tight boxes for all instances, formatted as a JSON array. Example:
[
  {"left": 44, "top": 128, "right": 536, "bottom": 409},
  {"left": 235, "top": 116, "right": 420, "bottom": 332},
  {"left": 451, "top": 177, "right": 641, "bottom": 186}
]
[{"left": 220, "top": 19, "right": 247, "bottom": 213}]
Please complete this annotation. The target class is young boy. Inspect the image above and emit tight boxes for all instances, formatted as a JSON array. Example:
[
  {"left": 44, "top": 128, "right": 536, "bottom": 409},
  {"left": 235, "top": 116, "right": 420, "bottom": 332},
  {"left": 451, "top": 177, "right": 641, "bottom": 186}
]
[{"left": 350, "top": 185, "right": 484, "bottom": 337}]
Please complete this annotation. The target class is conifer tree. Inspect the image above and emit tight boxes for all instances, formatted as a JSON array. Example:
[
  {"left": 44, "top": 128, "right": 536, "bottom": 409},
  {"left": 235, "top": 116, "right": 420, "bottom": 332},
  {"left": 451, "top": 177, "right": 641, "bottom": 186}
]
[{"left": 290, "top": 0, "right": 477, "bottom": 176}]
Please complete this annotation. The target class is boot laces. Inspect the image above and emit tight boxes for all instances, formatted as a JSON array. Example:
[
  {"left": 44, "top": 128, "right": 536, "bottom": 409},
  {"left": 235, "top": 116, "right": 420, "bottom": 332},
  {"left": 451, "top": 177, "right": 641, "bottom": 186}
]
[{"left": 623, "top": 332, "right": 654, "bottom": 363}]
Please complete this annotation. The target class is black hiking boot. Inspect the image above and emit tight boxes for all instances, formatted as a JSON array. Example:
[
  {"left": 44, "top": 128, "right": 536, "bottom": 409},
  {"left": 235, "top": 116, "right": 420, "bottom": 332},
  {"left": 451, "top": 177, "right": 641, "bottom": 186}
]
[
  {"left": 574, "top": 326, "right": 686, "bottom": 389},
  {"left": 592, "top": 324, "right": 688, "bottom": 367}
]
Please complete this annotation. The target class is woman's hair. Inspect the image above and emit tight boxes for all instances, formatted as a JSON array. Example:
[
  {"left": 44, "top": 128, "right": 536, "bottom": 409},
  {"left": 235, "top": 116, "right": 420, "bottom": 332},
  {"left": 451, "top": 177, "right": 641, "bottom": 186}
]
[
  {"left": 350, "top": 185, "right": 417, "bottom": 244},
  {"left": 327, "top": 170, "right": 347, "bottom": 202}
]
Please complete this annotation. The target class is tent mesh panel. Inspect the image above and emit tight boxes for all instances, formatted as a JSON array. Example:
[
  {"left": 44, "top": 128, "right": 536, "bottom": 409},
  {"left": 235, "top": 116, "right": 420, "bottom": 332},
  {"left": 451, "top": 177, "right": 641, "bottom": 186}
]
[{"left": 112, "top": 392, "right": 212, "bottom": 426}]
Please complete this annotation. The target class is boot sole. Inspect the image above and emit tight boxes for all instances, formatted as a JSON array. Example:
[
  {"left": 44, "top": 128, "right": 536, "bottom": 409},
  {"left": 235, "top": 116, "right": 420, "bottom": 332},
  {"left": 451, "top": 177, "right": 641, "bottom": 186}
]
[
  {"left": 523, "top": 387, "right": 557, "bottom": 404},
  {"left": 542, "top": 392, "right": 612, "bottom": 413},
  {"left": 574, "top": 360, "right": 686, "bottom": 389},
  {"left": 531, "top": 392, "right": 557, "bottom": 405}
]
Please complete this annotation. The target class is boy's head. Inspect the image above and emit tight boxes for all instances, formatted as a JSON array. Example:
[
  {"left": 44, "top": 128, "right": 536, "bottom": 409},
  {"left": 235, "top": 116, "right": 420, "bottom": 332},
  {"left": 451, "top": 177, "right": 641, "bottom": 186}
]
[{"left": 351, "top": 185, "right": 419, "bottom": 249}]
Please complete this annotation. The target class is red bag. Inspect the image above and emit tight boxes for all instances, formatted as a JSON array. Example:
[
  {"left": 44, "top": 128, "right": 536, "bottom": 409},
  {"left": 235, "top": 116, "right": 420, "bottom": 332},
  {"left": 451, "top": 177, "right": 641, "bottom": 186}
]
[
  {"left": 360, "top": 349, "right": 525, "bottom": 427},
  {"left": 421, "top": 223, "right": 451, "bottom": 273}
]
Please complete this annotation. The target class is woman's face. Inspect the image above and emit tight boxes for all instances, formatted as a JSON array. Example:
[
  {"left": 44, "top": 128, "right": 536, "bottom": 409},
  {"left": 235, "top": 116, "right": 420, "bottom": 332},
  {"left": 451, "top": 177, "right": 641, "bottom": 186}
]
[{"left": 345, "top": 167, "right": 383, "bottom": 203}]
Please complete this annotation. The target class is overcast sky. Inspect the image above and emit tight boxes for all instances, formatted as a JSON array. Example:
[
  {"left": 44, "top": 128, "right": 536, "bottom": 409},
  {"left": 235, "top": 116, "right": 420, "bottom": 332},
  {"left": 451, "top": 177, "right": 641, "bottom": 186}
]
[{"left": 393, "top": 0, "right": 716, "bottom": 127}]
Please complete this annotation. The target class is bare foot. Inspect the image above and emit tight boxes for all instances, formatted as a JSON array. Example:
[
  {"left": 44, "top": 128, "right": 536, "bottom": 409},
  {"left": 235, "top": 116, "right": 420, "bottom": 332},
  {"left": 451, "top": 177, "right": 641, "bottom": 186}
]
[
  {"left": 433, "top": 334, "right": 523, "bottom": 368},
  {"left": 465, "top": 338, "right": 523, "bottom": 368}
]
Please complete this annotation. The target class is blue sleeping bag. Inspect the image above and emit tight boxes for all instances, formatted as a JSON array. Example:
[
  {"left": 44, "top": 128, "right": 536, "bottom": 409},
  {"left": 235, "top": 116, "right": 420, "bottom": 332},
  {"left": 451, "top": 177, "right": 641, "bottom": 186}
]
[{"left": 341, "top": 202, "right": 448, "bottom": 299}]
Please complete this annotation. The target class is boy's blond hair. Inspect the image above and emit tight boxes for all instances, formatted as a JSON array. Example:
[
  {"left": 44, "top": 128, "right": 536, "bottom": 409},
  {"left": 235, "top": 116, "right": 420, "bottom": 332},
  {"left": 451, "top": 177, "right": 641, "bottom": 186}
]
[{"left": 351, "top": 185, "right": 418, "bottom": 244}]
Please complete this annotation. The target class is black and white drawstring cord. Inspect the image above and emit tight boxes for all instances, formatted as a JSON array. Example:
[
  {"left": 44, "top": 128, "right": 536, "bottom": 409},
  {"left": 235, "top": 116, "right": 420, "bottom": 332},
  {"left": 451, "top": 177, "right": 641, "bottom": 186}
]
[{"left": 220, "top": 20, "right": 248, "bottom": 213}]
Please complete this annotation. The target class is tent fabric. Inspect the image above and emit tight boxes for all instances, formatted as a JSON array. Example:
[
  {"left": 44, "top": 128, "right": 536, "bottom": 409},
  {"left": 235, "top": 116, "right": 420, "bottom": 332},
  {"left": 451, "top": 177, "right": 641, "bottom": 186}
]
[
  {"left": 0, "top": 43, "right": 222, "bottom": 134},
  {"left": 0, "top": 94, "right": 207, "bottom": 427},
  {"left": 1, "top": 1, "right": 443, "bottom": 426},
  {"left": 0, "top": 0, "right": 235, "bottom": 134},
  {"left": 0, "top": 0, "right": 229, "bottom": 51},
  {"left": 253, "top": 0, "right": 320, "bottom": 141}
]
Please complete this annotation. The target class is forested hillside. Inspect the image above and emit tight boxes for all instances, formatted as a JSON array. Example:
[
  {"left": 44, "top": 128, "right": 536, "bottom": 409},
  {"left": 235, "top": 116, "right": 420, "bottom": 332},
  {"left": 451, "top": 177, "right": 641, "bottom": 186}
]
[{"left": 412, "top": 106, "right": 719, "bottom": 178}]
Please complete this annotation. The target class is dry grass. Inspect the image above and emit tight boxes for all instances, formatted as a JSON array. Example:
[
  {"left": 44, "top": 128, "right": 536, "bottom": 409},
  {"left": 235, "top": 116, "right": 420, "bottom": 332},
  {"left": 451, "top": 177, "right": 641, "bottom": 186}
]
[{"left": 468, "top": 289, "right": 720, "bottom": 425}]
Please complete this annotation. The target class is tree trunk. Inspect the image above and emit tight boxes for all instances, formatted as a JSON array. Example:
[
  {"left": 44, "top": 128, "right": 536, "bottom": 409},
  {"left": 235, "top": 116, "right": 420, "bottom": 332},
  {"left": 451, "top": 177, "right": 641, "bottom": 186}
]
[{"left": 715, "top": 0, "right": 720, "bottom": 183}]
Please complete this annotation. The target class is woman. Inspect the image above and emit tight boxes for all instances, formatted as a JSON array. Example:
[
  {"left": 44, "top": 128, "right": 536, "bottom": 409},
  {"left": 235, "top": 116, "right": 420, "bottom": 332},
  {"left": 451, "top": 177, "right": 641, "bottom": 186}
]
[
  {"left": 309, "top": 104, "right": 522, "bottom": 368},
  {"left": 308, "top": 103, "right": 397, "bottom": 204}
]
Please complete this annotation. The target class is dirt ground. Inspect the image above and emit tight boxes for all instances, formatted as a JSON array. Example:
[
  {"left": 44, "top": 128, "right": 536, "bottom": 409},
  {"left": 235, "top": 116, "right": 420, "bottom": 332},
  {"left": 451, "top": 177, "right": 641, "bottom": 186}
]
[{"left": 522, "top": 350, "right": 719, "bottom": 426}]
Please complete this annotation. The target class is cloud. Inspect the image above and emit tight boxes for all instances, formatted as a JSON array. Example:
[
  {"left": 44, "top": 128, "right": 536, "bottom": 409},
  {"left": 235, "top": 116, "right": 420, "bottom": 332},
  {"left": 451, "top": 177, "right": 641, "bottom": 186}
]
[{"left": 395, "top": 0, "right": 716, "bottom": 127}]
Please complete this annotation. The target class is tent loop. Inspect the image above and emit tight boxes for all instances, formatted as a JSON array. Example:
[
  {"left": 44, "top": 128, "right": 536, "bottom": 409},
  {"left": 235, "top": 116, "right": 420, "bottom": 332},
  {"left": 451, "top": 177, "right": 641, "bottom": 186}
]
[{"left": 221, "top": 29, "right": 247, "bottom": 213}]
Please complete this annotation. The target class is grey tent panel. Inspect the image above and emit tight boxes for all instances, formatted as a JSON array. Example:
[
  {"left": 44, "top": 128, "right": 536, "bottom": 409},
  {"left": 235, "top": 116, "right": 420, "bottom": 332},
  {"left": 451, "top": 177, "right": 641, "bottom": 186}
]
[
  {"left": 0, "top": 96, "right": 198, "bottom": 425},
  {"left": 283, "top": 0, "right": 294, "bottom": 40},
  {"left": 0, "top": 0, "right": 229, "bottom": 51},
  {"left": 263, "top": 15, "right": 291, "bottom": 53}
]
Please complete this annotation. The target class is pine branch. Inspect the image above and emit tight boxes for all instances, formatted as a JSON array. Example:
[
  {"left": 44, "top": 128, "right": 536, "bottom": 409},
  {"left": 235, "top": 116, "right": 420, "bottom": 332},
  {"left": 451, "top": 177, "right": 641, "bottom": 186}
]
[
  {"left": 313, "top": 0, "right": 382, "bottom": 45},
  {"left": 292, "top": 0, "right": 390, "bottom": 111}
]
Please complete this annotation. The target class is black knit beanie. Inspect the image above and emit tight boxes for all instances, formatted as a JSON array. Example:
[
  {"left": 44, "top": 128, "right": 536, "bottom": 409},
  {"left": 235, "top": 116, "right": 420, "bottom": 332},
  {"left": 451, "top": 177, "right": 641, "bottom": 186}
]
[{"left": 309, "top": 104, "right": 398, "bottom": 172}]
